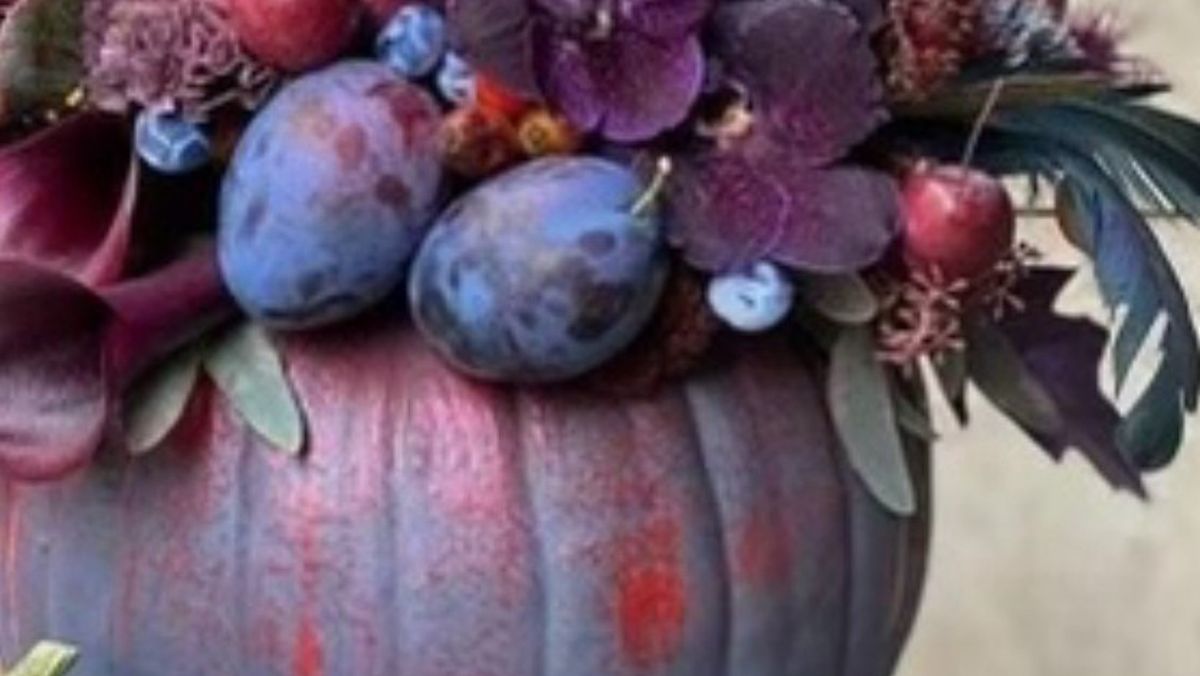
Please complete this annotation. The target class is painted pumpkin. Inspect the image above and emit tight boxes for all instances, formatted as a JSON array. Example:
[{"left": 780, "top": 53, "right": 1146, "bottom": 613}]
[{"left": 0, "top": 321, "right": 928, "bottom": 676}]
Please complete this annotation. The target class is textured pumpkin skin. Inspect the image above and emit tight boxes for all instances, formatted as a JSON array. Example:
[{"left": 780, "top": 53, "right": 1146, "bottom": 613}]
[{"left": 0, "top": 322, "right": 929, "bottom": 676}]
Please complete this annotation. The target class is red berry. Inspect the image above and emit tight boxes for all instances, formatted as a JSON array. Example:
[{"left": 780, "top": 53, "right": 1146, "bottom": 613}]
[
  {"left": 229, "top": 0, "right": 362, "bottom": 72},
  {"left": 475, "top": 74, "right": 532, "bottom": 122},
  {"left": 900, "top": 163, "right": 1015, "bottom": 281}
]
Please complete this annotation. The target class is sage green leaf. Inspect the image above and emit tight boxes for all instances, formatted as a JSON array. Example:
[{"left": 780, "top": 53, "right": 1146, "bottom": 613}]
[
  {"left": 799, "top": 272, "right": 878, "bottom": 325},
  {"left": 7, "top": 641, "right": 79, "bottom": 676},
  {"left": 204, "top": 323, "right": 305, "bottom": 455},
  {"left": 966, "top": 318, "right": 1065, "bottom": 439},
  {"left": 829, "top": 327, "right": 916, "bottom": 516},
  {"left": 123, "top": 345, "right": 203, "bottom": 455},
  {"left": 890, "top": 375, "right": 938, "bottom": 442},
  {"left": 933, "top": 349, "right": 969, "bottom": 424},
  {"left": 0, "top": 0, "right": 83, "bottom": 123}
]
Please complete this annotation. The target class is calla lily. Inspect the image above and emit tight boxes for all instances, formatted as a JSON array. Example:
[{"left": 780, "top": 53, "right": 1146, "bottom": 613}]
[
  {"left": 0, "top": 112, "right": 137, "bottom": 284},
  {"left": 0, "top": 250, "right": 232, "bottom": 481},
  {"left": 0, "top": 113, "right": 235, "bottom": 481}
]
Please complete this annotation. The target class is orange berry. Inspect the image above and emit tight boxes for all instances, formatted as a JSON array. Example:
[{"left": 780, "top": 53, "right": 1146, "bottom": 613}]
[
  {"left": 442, "top": 106, "right": 521, "bottom": 178},
  {"left": 516, "top": 108, "right": 583, "bottom": 157}
]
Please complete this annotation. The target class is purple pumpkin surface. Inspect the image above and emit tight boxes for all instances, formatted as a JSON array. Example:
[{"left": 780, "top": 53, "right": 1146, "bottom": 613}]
[
  {"left": 0, "top": 323, "right": 929, "bottom": 676},
  {"left": 408, "top": 157, "right": 668, "bottom": 382},
  {"left": 219, "top": 61, "right": 444, "bottom": 329}
]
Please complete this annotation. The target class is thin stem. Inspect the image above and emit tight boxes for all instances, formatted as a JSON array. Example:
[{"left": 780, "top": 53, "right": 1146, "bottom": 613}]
[
  {"left": 630, "top": 156, "right": 674, "bottom": 219},
  {"left": 960, "top": 78, "right": 1006, "bottom": 170}
]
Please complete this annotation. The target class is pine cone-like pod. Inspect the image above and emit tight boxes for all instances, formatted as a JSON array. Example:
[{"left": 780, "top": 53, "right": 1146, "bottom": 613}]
[
  {"left": 885, "top": 0, "right": 983, "bottom": 100},
  {"left": 586, "top": 265, "right": 722, "bottom": 397}
]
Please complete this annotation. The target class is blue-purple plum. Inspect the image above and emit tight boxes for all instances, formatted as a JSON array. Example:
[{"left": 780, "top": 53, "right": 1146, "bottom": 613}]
[
  {"left": 219, "top": 61, "right": 444, "bottom": 329},
  {"left": 409, "top": 157, "right": 668, "bottom": 383}
]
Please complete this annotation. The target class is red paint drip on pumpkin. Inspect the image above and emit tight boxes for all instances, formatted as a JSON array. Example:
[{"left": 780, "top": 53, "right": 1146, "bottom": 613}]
[
  {"left": 3, "top": 486, "right": 23, "bottom": 648},
  {"left": 293, "top": 614, "right": 325, "bottom": 676},
  {"left": 587, "top": 518, "right": 689, "bottom": 668},
  {"left": 734, "top": 506, "right": 792, "bottom": 586},
  {"left": 616, "top": 565, "right": 688, "bottom": 668}
]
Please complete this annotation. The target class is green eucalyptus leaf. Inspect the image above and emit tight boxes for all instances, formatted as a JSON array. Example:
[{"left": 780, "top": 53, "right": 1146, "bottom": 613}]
[
  {"left": 829, "top": 326, "right": 916, "bottom": 516},
  {"left": 966, "top": 318, "right": 1065, "bottom": 439},
  {"left": 0, "top": 0, "right": 83, "bottom": 123},
  {"left": 798, "top": 272, "right": 878, "bottom": 325},
  {"left": 123, "top": 345, "right": 203, "bottom": 455},
  {"left": 6, "top": 641, "right": 79, "bottom": 676},
  {"left": 204, "top": 323, "right": 305, "bottom": 455}
]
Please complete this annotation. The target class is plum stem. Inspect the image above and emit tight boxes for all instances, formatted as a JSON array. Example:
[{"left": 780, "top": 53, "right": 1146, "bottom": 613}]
[{"left": 630, "top": 156, "right": 673, "bottom": 220}]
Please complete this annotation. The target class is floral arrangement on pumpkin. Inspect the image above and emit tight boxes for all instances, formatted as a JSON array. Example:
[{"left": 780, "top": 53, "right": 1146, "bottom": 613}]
[{"left": 0, "top": 0, "right": 1196, "bottom": 518}]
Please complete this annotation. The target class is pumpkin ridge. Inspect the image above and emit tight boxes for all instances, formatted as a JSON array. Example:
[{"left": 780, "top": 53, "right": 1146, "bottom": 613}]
[
  {"left": 509, "top": 388, "right": 551, "bottom": 676},
  {"left": 678, "top": 378, "right": 734, "bottom": 676}
]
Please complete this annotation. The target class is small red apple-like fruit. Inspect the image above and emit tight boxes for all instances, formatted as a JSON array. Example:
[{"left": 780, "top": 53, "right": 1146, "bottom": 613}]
[
  {"left": 228, "top": 0, "right": 362, "bottom": 72},
  {"left": 900, "top": 162, "right": 1015, "bottom": 281}
]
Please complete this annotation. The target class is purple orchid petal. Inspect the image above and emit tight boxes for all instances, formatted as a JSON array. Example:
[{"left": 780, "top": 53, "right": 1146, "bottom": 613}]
[
  {"left": 540, "top": 30, "right": 704, "bottom": 142},
  {"left": 0, "top": 113, "right": 138, "bottom": 286},
  {"left": 623, "top": 0, "right": 712, "bottom": 38},
  {"left": 0, "top": 248, "right": 233, "bottom": 482},
  {"left": 769, "top": 163, "right": 900, "bottom": 273},
  {"left": 666, "top": 150, "right": 789, "bottom": 272},
  {"left": 536, "top": 29, "right": 604, "bottom": 131},
  {"left": 713, "top": 0, "right": 886, "bottom": 164},
  {"left": 0, "top": 262, "right": 111, "bottom": 481},
  {"left": 833, "top": 0, "right": 886, "bottom": 32},
  {"left": 666, "top": 134, "right": 899, "bottom": 273}
]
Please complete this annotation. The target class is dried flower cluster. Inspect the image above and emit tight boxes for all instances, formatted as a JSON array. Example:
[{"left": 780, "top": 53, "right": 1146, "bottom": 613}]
[
  {"left": 875, "top": 244, "right": 1037, "bottom": 365},
  {"left": 84, "top": 0, "right": 277, "bottom": 121},
  {"left": 886, "top": 0, "right": 981, "bottom": 99}
]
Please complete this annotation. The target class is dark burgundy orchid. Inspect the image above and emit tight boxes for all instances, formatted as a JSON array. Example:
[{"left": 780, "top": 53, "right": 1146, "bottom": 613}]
[
  {"left": 450, "top": 0, "right": 712, "bottom": 142},
  {"left": 666, "top": 130, "right": 899, "bottom": 273},
  {"left": 665, "top": 0, "right": 896, "bottom": 274},
  {"left": 0, "top": 113, "right": 234, "bottom": 481}
]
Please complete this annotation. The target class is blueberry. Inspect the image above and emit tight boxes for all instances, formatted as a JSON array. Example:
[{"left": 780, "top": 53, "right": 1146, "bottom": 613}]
[
  {"left": 218, "top": 62, "right": 444, "bottom": 329},
  {"left": 134, "top": 110, "right": 212, "bottom": 174},
  {"left": 375, "top": 4, "right": 447, "bottom": 79},
  {"left": 706, "top": 261, "right": 796, "bottom": 332},
  {"left": 435, "top": 52, "right": 476, "bottom": 105},
  {"left": 409, "top": 157, "right": 668, "bottom": 383}
]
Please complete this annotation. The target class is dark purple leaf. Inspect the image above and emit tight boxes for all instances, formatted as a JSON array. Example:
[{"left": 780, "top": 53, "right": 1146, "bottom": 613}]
[
  {"left": 995, "top": 268, "right": 1145, "bottom": 496},
  {"left": 712, "top": 0, "right": 886, "bottom": 164},
  {"left": 0, "top": 112, "right": 136, "bottom": 285}
]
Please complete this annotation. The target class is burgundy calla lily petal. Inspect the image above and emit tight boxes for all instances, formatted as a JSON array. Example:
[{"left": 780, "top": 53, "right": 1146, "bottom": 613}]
[
  {"left": 0, "top": 249, "right": 233, "bottom": 482},
  {"left": 0, "top": 112, "right": 138, "bottom": 286},
  {"left": 0, "top": 262, "right": 111, "bottom": 481},
  {"left": 103, "top": 247, "right": 235, "bottom": 384}
]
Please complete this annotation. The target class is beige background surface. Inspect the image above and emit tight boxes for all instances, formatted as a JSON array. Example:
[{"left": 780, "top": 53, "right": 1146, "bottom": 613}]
[{"left": 897, "top": 2, "right": 1200, "bottom": 675}]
